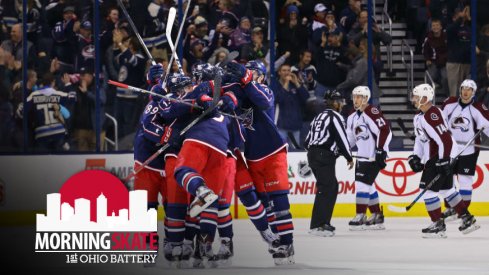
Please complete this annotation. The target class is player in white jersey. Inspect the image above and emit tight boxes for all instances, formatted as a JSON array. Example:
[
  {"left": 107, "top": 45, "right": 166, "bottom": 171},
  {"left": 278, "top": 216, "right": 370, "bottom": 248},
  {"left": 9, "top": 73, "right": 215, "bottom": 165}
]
[
  {"left": 408, "top": 83, "right": 479, "bottom": 238},
  {"left": 441, "top": 79, "right": 489, "bottom": 220},
  {"left": 346, "top": 86, "right": 392, "bottom": 230}
]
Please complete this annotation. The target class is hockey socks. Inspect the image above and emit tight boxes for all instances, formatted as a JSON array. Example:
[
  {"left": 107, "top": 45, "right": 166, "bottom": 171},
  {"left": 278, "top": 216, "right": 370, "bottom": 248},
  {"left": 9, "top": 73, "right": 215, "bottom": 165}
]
[
  {"left": 270, "top": 194, "right": 294, "bottom": 245},
  {"left": 238, "top": 190, "right": 269, "bottom": 231},
  {"left": 199, "top": 200, "right": 219, "bottom": 240},
  {"left": 175, "top": 166, "right": 205, "bottom": 196},
  {"left": 458, "top": 174, "right": 473, "bottom": 207},
  {"left": 218, "top": 204, "right": 234, "bottom": 239},
  {"left": 259, "top": 192, "right": 278, "bottom": 233},
  {"left": 356, "top": 192, "right": 369, "bottom": 214},
  {"left": 164, "top": 205, "right": 186, "bottom": 243},
  {"left": 424, "top": 196, "right": 442, "bottom": 222},
  {"left": 368, "top": 190, "right": 381, "bottom": 213},
  {"left": 444, "top": 190, "right": 468, "bottom": 216}
]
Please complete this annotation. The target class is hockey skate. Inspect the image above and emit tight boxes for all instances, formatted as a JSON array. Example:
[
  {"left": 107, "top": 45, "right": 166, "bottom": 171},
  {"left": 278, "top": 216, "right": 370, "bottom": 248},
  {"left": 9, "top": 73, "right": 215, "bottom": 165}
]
[
  {"left": 216, "top": 237, "right": 233, "bottom": 266},
  {"left": 192, "top": 240, "right": 205, "bottom": 269},
  {"left": 197, "top": 234, "right": 218, "bottom": 268},
  {"left": 163, "top": 241, "right": 183, "bottom": 268},
  {"left": 442, "top": 207, "right": 458, "bottom": 222},
  {"left": 179, "top": 239, "right": 194, "bottom": 269},
  {"left": 458, "top": 213, "right": 480, "bottom": 234},
  {"left": 349, "top": 213, "right": 367, "bottom": 231},
  {"left": 272, "top": 244, "right": 295, "bottom": 265},
  {"left": 259, "top": 228, "right": 281, "bottom": 254},
  {"left": 189, "top": 186, "right": 218, "bottom": 218},
  {"left": 365, "top": 211, "right": 385, "bottom": 230},
  {"left": 309, "top": 224, "right": 335, "bottom": 237},
  {"left": 422, "top": 219, "right": 447, "bottom": 238}
]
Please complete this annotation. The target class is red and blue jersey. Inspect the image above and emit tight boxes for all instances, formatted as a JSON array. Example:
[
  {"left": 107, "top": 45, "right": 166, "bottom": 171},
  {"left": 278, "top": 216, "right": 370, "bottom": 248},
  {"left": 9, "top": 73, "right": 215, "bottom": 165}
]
[
  {"left": 159, "top": 81, "right": 230, "bottom": 156},
  {"left": 222, "top": 81, "right": 287, "bottom": 161}
]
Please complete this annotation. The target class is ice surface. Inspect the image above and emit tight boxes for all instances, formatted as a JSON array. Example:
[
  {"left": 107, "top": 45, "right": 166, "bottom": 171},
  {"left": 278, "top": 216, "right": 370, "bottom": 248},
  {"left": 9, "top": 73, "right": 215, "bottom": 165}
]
[{"left": 3, "top": 218, "right": 488, "bottom": 275}]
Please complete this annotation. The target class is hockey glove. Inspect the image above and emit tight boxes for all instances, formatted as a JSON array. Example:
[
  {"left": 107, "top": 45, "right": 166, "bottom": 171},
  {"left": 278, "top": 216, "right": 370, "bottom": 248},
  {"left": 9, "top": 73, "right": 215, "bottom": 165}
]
[
  {"left": 147, "top": 63, "right": 164, "bottom": 85},
  {"left": 160, "top": 125, "right": 182, "bottom": 149},
  {"left": 408, "top": 154, "right": 424, "bottom": 173},
  {"left": 196, "top": 94, "right": 217, "bottom": 117},
  {"left": 375, "top": 149, "right": 387, "bottom": 169},
  {"left": 219, "top": 92, "right": 238, "bottom": 113},
  {"left": 435, "top": 157, "right": 452, "bottom": 176},
  {"left": 226, "top": 61, "right": 253, "bottom": 86}
]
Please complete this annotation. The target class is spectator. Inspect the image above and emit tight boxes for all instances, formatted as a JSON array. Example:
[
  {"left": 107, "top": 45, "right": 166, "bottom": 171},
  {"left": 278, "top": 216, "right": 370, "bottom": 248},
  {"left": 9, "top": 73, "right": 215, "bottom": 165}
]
[
  {"left": 0, "top": 80, "right": 14, "bottom": 151},
  {"left": 228, "top": 16, "right": 252, "bottom": 52},
  {"left": 291, "top": 49, "right": 317, "bottom": 93},
  {"left": 271, "top": 63, "right": 309, "bottom": 150},
  {"left": 477, "top": 24, "right": 489, "bottom": 76},
  {"left": 476, "top": 59, "right": 489, "bottom": 107},
  {"left": 310, "top": 3, "right": 328, "bottom": 47},
  {"left": 1, "top": 23, "right": 36, "bottom": 79},
  {"left": 429, "top": 0, "right": 460, "bottom": 27},
  {"left": 339, "top": 0, "right": 361, "bottom": 35},
  {"left": 315, "top": 30, "right": 349, "bottom": 97},
  {"left": 240, "top": 26, "right": 268, "bottom": 63},
  {"left": 277, "top": 4, "right": 308, "bottom": 64},
  {"left": 446, "top": 6, "right": 472, "bottom": 97},
  {"left": 51, "top": 6, "right": 78, "bottom": 72},
  {"left": 113, "top": 34, "right": 147, "bottom": 138},
  {"left": 69, "top": 66, "right": 106, "bottom": 151},
  {"left": 422, "top": 19, "right": 449, "bottom": 96},
  {"left": 142, "top": 0, "right": 168, "bottom": 49},
  {"left": 208, "top": 47, "right": 230, "bottom": 65},
  {"left": 75, "top": 20, "right": 94, "bottom": 71},
  {"left": 336, "top": 44, "right": 381, "bottom": 108}
]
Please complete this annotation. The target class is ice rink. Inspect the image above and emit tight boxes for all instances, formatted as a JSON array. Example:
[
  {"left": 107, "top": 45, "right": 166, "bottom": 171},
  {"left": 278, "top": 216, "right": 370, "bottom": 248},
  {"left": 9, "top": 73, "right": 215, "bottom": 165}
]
[{"left": 3, "top": 217, "right": 489, "bottom": 275}]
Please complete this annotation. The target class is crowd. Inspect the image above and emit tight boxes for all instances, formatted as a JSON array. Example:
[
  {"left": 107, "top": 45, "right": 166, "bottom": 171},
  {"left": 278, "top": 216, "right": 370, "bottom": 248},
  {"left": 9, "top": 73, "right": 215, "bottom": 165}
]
[{"left": 0, "top": 0, "right": 488, "bottom": 153}]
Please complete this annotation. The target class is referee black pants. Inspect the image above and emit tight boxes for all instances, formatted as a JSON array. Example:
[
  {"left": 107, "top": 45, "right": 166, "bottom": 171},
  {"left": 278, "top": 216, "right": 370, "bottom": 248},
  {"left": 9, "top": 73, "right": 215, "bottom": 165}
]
[{"left": 307, "top": 147, "right": 338, "bottom": 229}]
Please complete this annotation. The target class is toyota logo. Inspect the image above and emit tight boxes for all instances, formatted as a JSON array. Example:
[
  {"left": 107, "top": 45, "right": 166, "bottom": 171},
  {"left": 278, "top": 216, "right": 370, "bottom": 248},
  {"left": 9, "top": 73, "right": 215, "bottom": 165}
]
[{"left": 376, "top": 158, "right": 418, "bottom": 197}]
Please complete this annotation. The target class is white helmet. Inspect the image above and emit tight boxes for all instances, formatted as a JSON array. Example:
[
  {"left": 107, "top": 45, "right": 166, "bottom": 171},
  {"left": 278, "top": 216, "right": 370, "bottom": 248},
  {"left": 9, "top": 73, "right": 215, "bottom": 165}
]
[
  {"left": 460, "top": 79, "right": 477, "bottom": 93},
  {"left": 412, "top": 83, "right": 434, "bottom": 103},
  {"left": 352, "top": 86, "right": 371, "bottom": 102}
]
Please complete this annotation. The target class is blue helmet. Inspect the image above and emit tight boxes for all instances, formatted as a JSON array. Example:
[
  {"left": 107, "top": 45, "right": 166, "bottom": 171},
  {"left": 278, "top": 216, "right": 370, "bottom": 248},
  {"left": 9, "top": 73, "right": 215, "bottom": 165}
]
[
  {"left": 168, "top": 73, "right": 192, "bottom": 93},
  {"left": 192, "top": 63, "right": 217, "bottom": 83},
  {"left": 245, "top": 60, "right": 266, "bottom": 76}
]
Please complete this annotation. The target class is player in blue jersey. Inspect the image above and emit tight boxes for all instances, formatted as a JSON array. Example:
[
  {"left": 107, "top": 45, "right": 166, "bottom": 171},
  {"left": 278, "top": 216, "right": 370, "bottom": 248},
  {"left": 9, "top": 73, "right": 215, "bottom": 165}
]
[
  {"left": 223, "top": 61, "right": 294, "bottom": 265},
  {"left": 19, "top": 73, "right": 75, "bottom": 152}
]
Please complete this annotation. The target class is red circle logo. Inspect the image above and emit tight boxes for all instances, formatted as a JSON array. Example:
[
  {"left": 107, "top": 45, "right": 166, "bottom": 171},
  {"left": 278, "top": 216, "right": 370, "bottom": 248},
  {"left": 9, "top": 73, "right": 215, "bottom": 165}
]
[{"left": 376, "top": 158, "right": 419, "bottom": 197}]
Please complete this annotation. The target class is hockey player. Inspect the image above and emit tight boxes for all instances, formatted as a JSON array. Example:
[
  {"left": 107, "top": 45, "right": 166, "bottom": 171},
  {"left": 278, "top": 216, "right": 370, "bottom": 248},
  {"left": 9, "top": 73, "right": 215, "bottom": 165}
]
[
  {"left": 224, "top": 60, "right": 294, "bottom": 265},
  {"left": 346, "top": 86, "right": 391, "bottom": 230},
  {"left": 408, "top": 83, "right": 479, "bottom": 237},
  {"left": 441, "top": 79, "right": 489, "bottom": 219}
]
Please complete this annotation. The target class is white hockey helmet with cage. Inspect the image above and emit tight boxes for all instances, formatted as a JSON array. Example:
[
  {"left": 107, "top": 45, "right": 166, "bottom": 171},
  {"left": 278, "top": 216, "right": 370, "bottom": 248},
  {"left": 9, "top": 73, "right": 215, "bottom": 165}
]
[{"left": 352, "top": 86, "right": 371, "bottom": 102}]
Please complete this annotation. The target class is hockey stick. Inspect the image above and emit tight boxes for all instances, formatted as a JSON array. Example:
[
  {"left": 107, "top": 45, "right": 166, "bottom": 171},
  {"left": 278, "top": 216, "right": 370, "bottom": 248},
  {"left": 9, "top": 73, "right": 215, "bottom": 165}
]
[
  {"left": 165, "top": 8, "right": 183, "bottom": 74},
  {"left": 396, "top": 117, "right": 415, "bottom": 141},
  {"left": 457, "top": 141, "right": 489, "bottom": 150},
  {"left": 387, "top": 128, "right": 485, "bottom": 213},
  {"left": 165, "top": 2, "right": 192, "bottom": 76},
  {"left": 123, "top": 73, "right": 223, "bottom": 182},
  {"left": 116, "top": 0, "right": 156, "bottom": 65}
]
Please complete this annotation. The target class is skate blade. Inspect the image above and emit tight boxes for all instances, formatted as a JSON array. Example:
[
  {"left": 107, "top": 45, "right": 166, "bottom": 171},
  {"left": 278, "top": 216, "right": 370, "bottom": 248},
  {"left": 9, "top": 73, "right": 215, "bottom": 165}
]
[
  {"left": 274, "top": 256, "right": 295, "bottom": 266},
  {"left": 365, "top": 224, "right": 386, "bottom": 230},
  {"left": 461, "top": 224, "right": 481, "bottom": 235},
  {"left": 349, "top": 225, "right": 366, "bottom": 231},
  {"left": 308, "top": 230, "right": 335, "bottom": 237},
  {"left": 189, "top": 193, "right": 218, "bottom": 218},
  {"left": 422, "top": 231, "right": 447, "bottom": 239}
]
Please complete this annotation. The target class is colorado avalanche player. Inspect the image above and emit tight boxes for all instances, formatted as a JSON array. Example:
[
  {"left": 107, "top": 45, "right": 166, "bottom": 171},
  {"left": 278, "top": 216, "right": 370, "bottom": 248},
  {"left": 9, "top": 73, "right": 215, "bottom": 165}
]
[
  {"left": 408, "top": 83, "right": 479, "bottom": 237},
  {"left": 345, "top": 86, "right": 392, "bottom": 230},
  {"left": 441, "top": 79, "right": 489, "bottom": 220}
]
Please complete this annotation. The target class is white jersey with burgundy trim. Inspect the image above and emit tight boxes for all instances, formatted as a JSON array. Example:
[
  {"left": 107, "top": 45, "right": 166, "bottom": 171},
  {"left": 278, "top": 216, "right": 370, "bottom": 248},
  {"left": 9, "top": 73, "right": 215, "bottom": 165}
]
[
  {"left": 346, "top": 105, "right": 392, "bottom": 161},
  {"left": 414, "top": 105, "right": 457, "bottom": 160},
  {"left": 442, "top": 97, "right": 489, "bottom": 156}
]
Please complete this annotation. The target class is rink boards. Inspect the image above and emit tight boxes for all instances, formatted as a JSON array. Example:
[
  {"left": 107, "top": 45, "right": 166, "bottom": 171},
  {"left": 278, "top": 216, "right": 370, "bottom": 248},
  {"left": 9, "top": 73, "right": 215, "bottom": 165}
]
[{"left": 1, "top": 151, "right": 489, "bottom": 225}]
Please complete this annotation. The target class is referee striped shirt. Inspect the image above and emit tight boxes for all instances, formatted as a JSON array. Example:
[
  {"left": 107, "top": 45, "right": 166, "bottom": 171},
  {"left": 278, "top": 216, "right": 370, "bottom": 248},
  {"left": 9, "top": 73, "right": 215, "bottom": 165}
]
[{"left": 305, "top": 109, "right": 353, "bottom": 161}]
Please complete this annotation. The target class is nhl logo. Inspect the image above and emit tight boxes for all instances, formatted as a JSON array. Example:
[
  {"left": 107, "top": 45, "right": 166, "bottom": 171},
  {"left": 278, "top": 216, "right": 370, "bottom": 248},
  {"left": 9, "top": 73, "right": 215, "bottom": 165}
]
[{"left": 297, "top": 161, "right": 313, "bottom": 178}]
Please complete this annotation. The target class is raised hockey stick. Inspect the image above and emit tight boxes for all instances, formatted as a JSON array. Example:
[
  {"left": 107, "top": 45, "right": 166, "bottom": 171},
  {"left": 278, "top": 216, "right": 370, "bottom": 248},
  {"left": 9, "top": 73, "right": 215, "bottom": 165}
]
[
  {"left": 165, "top": 8, "right": 183, "bottom": 74},
  {"left": 387, "top": 128, "right": 485, "bottom": 213},
  {"left": 123, "top": 73, "right": 223, "bottom": 182},
  {"left": 116, "top": 0, "right": 156, "bottom": 65},
  {"left": 397, "top": 117, "right": 415, "bottom": 141},
  {"left": 165, "top": 2, "right": 192, "bottom": 76}
]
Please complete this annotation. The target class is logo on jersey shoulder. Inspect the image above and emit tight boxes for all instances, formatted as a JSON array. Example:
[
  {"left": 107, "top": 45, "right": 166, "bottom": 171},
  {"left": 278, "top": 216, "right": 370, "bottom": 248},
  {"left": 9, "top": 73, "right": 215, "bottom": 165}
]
[
  {"left": 355, "top": 125, "right": 370, "bottom": 140},
  {"left": 451, "top": 116, "right": 470, "bottom": 132},
  {"left": 415, "top": 128, "right": 429, "bottom": 143},
  {"left": 370, "top": 107, "right": 379, "bottom": 115},
  {"left": 430, "top": 113, "right": 439, "bottom": 121},
  {"left": 297, "top": 161, "right": 313, "bottom": 178}
]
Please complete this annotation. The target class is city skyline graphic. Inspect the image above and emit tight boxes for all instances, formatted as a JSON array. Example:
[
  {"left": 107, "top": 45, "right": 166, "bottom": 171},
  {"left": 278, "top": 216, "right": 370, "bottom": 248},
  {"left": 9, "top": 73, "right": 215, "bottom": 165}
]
[{"left": 36, "top": 190, "right": 157, "bottom": 232}]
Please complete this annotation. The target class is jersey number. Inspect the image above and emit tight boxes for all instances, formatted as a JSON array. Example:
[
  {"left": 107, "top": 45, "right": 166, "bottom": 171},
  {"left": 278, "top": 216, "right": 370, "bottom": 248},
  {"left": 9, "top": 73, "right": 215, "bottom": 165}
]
[
  {"left": 376, "top": 118, "right": 386, "bottom": 128},
  {"left": 436, "top": 124, "right": 448, "bottom": 135},
  {"left": 37, "top": 103, "right": 57, "bottom": 124}
]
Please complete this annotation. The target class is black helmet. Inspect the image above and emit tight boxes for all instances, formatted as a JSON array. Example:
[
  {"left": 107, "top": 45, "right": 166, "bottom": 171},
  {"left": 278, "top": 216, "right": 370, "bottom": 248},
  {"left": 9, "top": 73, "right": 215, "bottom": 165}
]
[{"left": 324, "top": 89, "right": 343, "bottom": 101}]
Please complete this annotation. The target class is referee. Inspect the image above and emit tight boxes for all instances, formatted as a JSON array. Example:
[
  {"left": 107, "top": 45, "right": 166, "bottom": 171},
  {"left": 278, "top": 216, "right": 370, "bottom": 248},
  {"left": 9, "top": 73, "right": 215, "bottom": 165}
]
[{"left": 305, "top": 90, "right": 354, "bottom": 237}]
